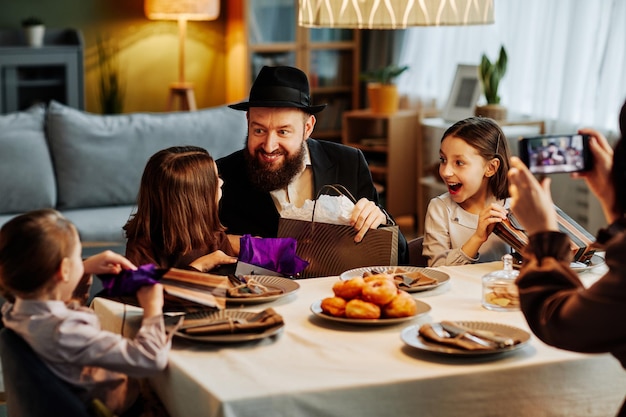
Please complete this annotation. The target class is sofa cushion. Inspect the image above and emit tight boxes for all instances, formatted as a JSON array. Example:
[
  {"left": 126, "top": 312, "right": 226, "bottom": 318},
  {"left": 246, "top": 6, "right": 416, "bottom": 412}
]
[
  {"left": 0, "top": 104, "right": 56, "bottom": 214},
  {"left": 61, "top": 206, "right": 134, "bottom": 243},
  {"left": 46, "top": 101, "right": 247, "bottom": 210}
]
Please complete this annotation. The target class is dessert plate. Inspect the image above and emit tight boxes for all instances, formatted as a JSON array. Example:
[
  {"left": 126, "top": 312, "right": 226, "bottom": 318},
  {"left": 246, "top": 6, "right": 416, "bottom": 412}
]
[
  {"left": 226, "top": 275, "right": 300, "bottom": 304},
  {"left": 513, "top": 254, "right": 605, "bottom": 273},
  {"left": 569, "top": 254, "right": 605, "bottom": 272},
  {"left": 165, "top": 309, "right": 284, "bottom": 343},
  {"left": 340, "top": 266, "right": 450, "bottom": 292},
  {"left": 310, "top": 298, "right": 431, "bottom": 326},
  {"left": 401, "top": 321, "right": 530, "bottom": 356}
]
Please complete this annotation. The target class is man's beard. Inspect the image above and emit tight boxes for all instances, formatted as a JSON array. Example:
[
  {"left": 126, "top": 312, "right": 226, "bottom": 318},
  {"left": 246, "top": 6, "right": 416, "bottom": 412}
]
[{"left": 244, "top": 138, "right": 306, "bottom": 192}]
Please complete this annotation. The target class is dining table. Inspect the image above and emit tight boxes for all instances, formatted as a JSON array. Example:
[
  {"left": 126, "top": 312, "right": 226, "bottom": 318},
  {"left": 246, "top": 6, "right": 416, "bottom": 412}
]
[{"left": 91, "top": 260, "right": 626, "bottom": 417}]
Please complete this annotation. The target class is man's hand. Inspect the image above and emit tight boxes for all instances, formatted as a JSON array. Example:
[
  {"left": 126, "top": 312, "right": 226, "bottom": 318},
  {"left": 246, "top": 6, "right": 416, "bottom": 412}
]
[
  {"left": 350, "top": 198, "right": 388, "bottom": 243},
  {"left": 572, "top": 129, "right": 618, "bottom": 223}
]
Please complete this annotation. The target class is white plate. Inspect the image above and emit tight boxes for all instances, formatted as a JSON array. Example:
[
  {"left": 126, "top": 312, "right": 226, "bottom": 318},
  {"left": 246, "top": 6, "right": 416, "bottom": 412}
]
[
  {"left": 513, "top": 254, "right": 605, "bottom": 273},
  {"left": 166, "top": 310, "right": 284, "bottom": 343},
  {"left": 340, "top": 266, "right": 450, "bottom": 292},
  {"left": 310, "top": 299, "right": 431, "bottom": 326},
  {"left": 401, "top": 321, "right": 531, "bottom": 356},
  {"left": 570, "top": 254, "right": 605, "bottom": 272},
  {"left": 226, "top": 275, "right": 300, "bottom": 304}
]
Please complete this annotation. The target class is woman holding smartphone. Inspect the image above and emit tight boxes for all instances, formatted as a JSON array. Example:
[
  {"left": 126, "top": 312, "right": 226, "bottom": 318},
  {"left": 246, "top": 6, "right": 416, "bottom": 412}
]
[{"left": 508, "top": 100, "right": 626, "bottom": 415}]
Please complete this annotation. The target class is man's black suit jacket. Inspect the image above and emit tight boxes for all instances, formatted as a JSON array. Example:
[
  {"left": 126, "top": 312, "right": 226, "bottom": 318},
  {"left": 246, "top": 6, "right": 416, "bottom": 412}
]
[{"left": 216, "top": 138, "right": 408, "bottom": 264}]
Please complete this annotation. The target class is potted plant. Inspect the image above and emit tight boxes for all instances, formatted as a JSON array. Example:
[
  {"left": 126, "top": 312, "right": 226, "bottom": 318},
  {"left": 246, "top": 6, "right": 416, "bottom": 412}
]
[
  {"left": 97, "top": 36, "right": 125, "bottom": 114},
  {"left": 475, "top": 45, "right": 508, "bottom": 120},
  {"left": 21, "top": 16, "right": 45, "bottom": 47},
  {"left": 360, "top": 64, "right": 409, "bottom": 114}
]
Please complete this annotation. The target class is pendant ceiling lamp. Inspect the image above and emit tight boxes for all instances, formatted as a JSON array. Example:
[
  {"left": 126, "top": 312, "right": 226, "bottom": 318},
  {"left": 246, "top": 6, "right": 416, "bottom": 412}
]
[{"left": 299, "top": 0, "right": 494, "bottom": 29}]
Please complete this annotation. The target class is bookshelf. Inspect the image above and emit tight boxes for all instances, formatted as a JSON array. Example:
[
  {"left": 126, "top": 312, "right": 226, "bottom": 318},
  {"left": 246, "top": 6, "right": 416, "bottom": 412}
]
[
  {"left": 226, "top": 0, "right": 361, "bottom": 142},
  {"left": 0, "top": 28, "right": 84, "bottom": 113},
  {"left": 342, "top": 109, "right": 421, "bottom": 218}
]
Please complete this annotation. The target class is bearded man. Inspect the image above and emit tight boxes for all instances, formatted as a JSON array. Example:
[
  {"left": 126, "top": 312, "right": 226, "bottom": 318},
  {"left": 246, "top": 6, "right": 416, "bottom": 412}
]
[{"left": 217, "top": 66, "right": 408, "bottom": 264}]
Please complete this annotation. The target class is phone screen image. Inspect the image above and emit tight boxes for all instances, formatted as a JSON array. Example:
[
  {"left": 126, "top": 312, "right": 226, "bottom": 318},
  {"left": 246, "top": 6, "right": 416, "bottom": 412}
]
[{"left": 519, "top": 134, "right": 592, "bottom": 174}]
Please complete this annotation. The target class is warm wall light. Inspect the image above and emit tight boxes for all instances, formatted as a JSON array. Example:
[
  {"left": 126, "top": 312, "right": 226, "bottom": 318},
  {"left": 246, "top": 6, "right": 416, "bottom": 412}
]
[
  {"left": 299, "top": 0, "right": 494, "bottom": 29},
  {"left": 145, "top": 0, "right": 220, "bottom": 110}
]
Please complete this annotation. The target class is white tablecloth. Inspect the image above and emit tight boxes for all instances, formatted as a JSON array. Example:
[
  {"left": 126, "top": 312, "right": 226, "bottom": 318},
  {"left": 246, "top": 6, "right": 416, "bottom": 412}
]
[{"left": 92, "top": 262, "right": 626, "bottom": 417}]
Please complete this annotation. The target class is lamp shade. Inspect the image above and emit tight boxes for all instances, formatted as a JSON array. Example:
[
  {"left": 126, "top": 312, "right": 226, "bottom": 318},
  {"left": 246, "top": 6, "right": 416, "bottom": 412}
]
[
  {"left": 145, "top": 0, "right": 220, "bottom": 21},
  {"left": 299, "top": 0, "right": 494, "bottom": 29}
]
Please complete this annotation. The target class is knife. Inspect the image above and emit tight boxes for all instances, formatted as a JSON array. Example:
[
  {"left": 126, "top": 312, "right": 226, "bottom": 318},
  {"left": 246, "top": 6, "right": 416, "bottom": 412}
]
[{"left": 440, "top": 321, "right": 516, "bottom": 348}]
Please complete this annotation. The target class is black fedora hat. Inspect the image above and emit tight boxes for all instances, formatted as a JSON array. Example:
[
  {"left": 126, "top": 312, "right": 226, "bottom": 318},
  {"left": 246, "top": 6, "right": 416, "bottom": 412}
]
[{"left": 229, "top": 66, "right": 326, "bottom": 114}]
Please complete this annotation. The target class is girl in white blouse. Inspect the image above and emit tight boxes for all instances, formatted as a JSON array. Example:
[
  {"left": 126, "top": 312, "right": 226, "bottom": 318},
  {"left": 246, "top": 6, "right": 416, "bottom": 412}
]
[
  {"left": 0, "top": 209, "right": 170, "bottom": 415},
  {"left": 423, "top": 117, "right": 512, "bottom": 266}
]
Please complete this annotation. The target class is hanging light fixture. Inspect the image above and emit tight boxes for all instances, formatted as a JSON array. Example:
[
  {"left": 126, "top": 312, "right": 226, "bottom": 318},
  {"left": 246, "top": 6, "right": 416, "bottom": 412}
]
[
  {"left": 145, "top": 0, "right": 220, "bottom": 110},
  {"left": 299, "top": 0, "right": 494, "bottom": 29}
]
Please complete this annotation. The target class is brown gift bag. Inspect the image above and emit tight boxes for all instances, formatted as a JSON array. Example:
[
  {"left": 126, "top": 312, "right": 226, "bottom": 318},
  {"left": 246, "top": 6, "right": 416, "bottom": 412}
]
[
  {"left": 277, "top": 185, "right": 399, "bottom": 278},
  {"left": 493, "top": 206, "right": 596, "bottom": 262}
]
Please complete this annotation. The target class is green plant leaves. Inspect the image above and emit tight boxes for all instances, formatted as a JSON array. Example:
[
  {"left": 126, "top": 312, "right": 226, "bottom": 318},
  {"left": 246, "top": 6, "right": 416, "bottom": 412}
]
[
  {"left": 21, "top": 16, "right": 43, "bottom": 26},
  {"left": 97, "top": 36, "right": 125, "bottom": 114},
  {"left": 360, "top": 64, "right": 409, "bottom": 85},
  {"left": 479, "top": 45, "right": 507, "bottom": 104}
]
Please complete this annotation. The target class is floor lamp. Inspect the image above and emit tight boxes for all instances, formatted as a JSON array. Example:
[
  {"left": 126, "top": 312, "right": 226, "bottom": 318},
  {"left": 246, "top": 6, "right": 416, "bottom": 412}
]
[{"left": 145, "top": 0, "right": 220, "bottom": 111}]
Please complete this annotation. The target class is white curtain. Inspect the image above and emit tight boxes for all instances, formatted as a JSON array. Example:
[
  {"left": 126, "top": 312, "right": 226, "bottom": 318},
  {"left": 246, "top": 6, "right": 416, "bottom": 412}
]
[{"left": 396, "top": 0, "right": 626, "bottom": 134}]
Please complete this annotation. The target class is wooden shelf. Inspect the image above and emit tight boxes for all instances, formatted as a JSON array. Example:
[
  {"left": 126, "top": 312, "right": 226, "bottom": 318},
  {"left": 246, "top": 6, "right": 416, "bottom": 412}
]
[
  {"left": 343, "top": 109, "right": 421, "bottom": 218},
  {"left": 368, "top": 165, "right": 387, "bottom": 176},
  {"left": 0, "top": 28, "right": 84, "bottom": 113},
  {"left": 348, "top": 143, "right": 387, "bottom": 153}
]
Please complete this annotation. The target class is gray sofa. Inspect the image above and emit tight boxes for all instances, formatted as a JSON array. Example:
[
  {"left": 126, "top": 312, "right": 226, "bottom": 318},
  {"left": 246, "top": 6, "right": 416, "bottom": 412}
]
[{"left": 0, "top": 100, "right": 247, "bottom": 255}]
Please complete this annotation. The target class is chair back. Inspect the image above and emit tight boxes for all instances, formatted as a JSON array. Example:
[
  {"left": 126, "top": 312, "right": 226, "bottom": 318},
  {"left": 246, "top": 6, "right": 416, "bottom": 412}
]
[
  {"left": 0, "top": 328, "right": 92, "bottom": 417},
  {"left": 408, "top": 236, "right": 428, "bottom": 267}
]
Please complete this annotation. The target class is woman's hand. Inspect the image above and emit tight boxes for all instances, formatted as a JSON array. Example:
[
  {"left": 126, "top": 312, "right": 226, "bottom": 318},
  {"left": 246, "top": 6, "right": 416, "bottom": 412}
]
[
  {"left": 189, "top": 250, "right": 238, "bottom": 272},
  {"left": 350, "top": 198, "right": 387, "bottom": 243},
  {"left": 572, "top": 129, "right": 618, "bottom": 223},
  {"left": 83, "top": 250, "right": 137, "bottom": 275},
  {"left": 508, "top": 157, "right": 559, "bottom": 235}
]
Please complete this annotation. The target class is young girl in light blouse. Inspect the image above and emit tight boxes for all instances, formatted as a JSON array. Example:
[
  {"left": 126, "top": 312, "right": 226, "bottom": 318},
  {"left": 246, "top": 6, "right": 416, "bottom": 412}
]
[
  {"left": 0, "top": 209, "right": 169, "bottom": 415},
  {"left": 422, "top": 117, "right": 512, "bottom": 266}
]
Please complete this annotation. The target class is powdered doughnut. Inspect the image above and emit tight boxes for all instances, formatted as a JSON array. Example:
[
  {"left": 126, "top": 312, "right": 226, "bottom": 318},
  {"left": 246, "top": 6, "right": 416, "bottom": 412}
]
[
  {"left": 320, "top": 296, "right": 347, "bottom": 317},
  {"left": 332, "top": 276, "right": 365, "bottom": 300},
  {"left": 362, "top": 277, "right": 397, "bottom": 306},
  {"left": 383, "top": 290, "right": 417, "bottom": 318},
  {"left": 345, "top": 299, "right": 381, "bottom": 319}
]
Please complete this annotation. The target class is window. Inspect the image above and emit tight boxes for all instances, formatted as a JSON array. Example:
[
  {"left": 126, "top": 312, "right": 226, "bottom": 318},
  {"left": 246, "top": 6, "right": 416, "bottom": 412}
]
[{"left": 397, "top": 0, "right": 626, "bottom": 134}]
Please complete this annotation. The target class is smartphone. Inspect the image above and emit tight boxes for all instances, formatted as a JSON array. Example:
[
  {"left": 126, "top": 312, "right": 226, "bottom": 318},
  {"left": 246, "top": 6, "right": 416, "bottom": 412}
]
[{"left": 518, "top": 133, "right": 593, "bottom": 174}]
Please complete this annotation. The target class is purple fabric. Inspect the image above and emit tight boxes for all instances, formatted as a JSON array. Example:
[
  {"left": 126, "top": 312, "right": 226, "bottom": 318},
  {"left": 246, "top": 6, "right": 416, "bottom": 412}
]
[
  {"left": 99, "top": 263, "right": 161, "bottom": 296},
  {"left": 239, "top": 234, "right": 309, "bottom": 276}
]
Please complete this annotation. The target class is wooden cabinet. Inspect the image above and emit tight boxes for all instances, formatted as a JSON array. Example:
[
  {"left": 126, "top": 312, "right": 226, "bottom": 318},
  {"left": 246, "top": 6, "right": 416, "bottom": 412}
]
[
  {"left": 342, "top": 109, "right": 420, "bottom": 218},
  {"left": 226, "top": 0, "right": 361, "bottom": 142},
  {"left": 0, "top": 28, "right": 84, "bottom": 113}
]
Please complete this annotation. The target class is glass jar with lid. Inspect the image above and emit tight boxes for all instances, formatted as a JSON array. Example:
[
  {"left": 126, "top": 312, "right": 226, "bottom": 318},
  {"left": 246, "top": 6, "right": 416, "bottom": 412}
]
[{"left": 481, "top": 254, "right": 520, "bottom": 311}]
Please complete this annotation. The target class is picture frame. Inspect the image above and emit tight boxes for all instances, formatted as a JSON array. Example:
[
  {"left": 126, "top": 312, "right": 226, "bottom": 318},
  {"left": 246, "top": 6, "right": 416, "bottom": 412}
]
[{"left": 441, "top": 64, "right": 481, "bottom": 122}]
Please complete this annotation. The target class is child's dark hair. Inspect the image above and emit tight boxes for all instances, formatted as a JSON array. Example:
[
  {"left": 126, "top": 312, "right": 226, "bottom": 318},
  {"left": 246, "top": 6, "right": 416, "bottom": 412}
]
[
  {"left": 442, "top": 117, "right": 511, "bottom": 199},
  {"left": 0, "top": 209, "right": 77, "bottom": 297},
  {"left": 123, "top": 145, "right": 224, "bottom": 259}
]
